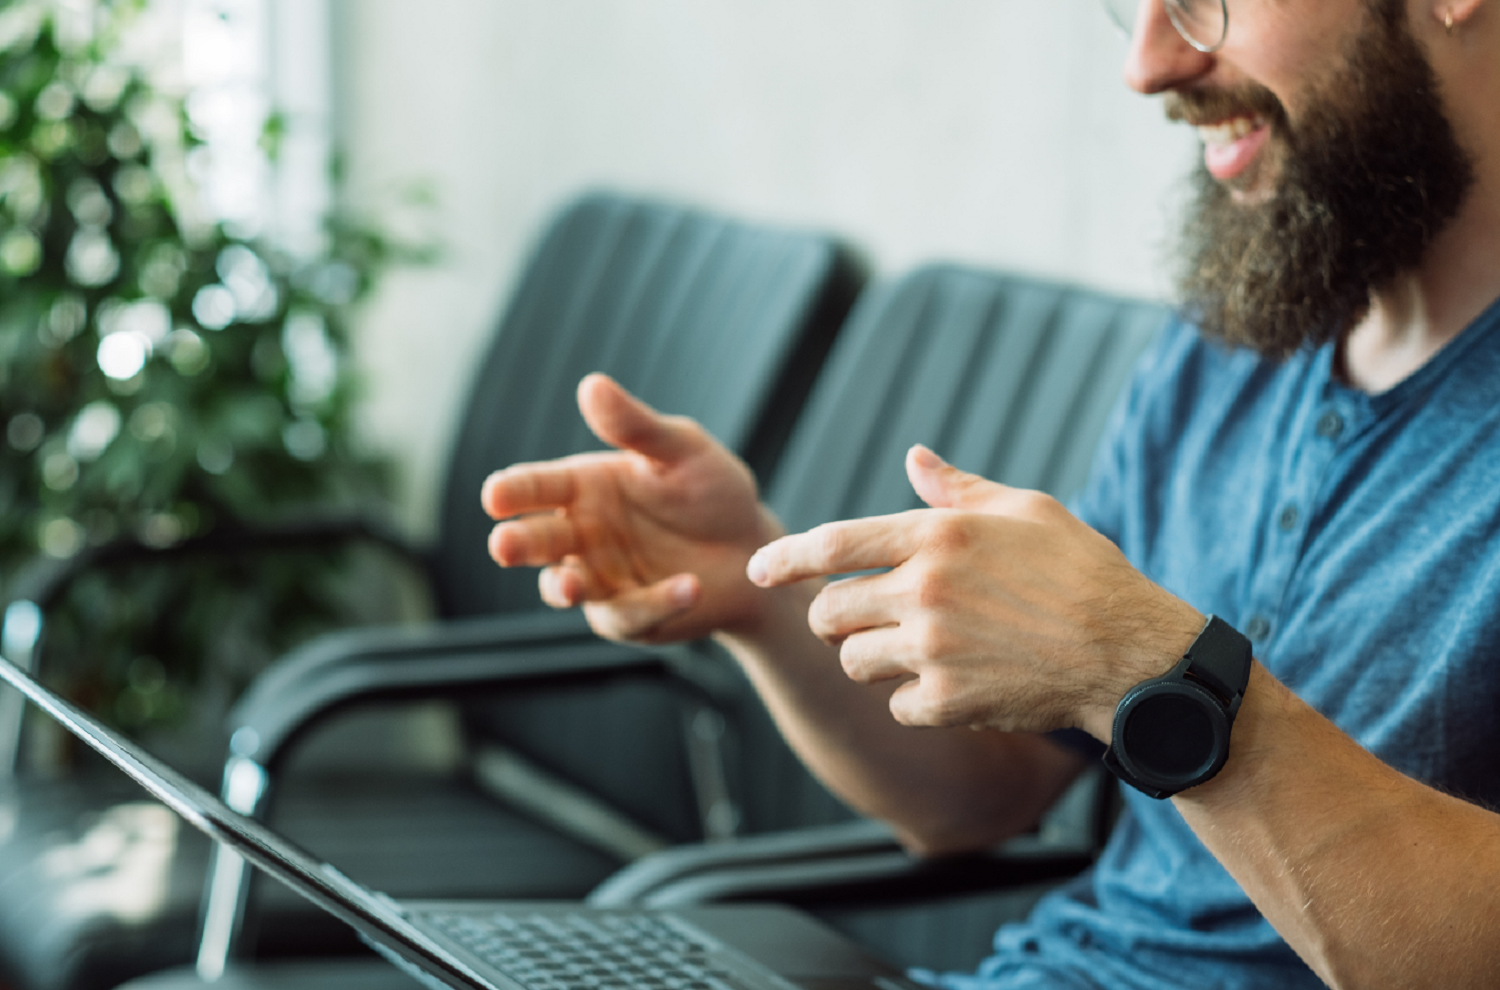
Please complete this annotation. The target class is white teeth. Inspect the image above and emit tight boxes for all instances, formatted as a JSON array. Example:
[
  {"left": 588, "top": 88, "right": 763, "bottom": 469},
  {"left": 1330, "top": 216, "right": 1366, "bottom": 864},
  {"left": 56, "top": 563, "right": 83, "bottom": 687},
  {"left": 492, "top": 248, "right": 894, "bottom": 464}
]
[{"left": 1196, "top": 115, "right": 1263, "bottom": 146}]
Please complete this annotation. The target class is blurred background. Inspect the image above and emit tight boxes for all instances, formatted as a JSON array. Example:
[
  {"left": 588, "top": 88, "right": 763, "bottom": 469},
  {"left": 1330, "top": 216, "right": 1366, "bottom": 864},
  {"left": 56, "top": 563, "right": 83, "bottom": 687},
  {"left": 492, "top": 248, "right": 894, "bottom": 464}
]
[
  {"left": 332, "top": 0, "right": 1199, "bottom": 534},
  {"left": 0, "top": 5, "right": 1201, "bottom": 985},
  {"left": 1, "top": 0, "right": 1199, "bottom": 730},
  {"left": 5, "top": 0, "right": 1202, "bottom": 544}
]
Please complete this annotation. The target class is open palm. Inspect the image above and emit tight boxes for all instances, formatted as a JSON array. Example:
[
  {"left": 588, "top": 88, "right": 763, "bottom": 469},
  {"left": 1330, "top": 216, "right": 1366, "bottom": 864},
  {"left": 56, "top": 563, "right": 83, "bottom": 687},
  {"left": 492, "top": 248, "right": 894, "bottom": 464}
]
[{"left": 482, "top": 374, "right": 779, "bottom": 642}]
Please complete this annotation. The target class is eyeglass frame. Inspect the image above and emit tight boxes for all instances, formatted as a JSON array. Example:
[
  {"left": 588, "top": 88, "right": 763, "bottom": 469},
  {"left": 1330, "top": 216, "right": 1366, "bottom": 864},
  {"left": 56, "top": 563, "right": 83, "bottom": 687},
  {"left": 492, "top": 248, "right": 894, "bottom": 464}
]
[{"left": 1102, "top": 0, "right": 1230, "bottom": 54}]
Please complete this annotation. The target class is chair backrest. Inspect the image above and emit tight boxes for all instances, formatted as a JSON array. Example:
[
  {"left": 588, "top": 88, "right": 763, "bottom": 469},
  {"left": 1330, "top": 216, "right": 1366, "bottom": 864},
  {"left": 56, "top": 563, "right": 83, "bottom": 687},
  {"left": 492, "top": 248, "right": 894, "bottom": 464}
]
[
  {"left": 437, "top": 192, "right": 862, "bottom": 846},
  {"left": 429, "top": 192, "right": 861, "bottom": 621},
  {"left": 728, "top": 264, "right": 1170, "bottom": 834}
]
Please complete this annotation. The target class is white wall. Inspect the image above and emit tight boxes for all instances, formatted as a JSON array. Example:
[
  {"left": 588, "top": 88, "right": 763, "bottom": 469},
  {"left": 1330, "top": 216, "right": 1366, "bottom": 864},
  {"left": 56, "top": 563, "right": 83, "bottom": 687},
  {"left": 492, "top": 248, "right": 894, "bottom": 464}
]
[{"left": 332, "top": 0, "right": 1200, "bottom": 535}]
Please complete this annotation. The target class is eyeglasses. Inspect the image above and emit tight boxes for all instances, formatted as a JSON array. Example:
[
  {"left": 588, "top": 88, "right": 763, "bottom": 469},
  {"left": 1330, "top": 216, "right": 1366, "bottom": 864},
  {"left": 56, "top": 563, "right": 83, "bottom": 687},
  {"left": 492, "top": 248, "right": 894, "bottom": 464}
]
[{"left": 1100, "top": 0, "right": 1229, "bottom": 53}]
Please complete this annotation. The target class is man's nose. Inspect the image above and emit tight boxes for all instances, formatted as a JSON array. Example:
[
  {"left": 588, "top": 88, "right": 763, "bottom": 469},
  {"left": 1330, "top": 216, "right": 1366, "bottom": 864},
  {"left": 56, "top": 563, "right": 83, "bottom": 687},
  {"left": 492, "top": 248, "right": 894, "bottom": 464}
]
[{"left": 1120, "top": 0, "right": 1215, "bottom": 94}]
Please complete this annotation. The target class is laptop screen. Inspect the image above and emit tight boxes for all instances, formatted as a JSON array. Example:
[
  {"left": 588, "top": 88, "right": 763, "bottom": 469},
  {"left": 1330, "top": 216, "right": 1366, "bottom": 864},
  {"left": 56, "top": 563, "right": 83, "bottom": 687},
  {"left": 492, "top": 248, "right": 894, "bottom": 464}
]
[{"left": 0, "top": 655, "right": 492, "bottom": 990}]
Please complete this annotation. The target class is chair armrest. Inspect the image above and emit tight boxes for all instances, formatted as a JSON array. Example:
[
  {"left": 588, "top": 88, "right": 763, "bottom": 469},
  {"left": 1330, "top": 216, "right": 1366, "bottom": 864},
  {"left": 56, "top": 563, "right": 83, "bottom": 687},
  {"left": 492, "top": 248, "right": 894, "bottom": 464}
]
[
  {"left": 7, "top": 514, "right": 423, "bottom": 614},
  {"left": 195, "top": 611, "right": 744, "bottom": 977},
  {"left": 225, "top": 610, "right": 742, "bottom": 770},
  {"left": 588, "top": 819, "right": 898, "bottom": 905},
  {"left": 588, "top": 819, "right": 1095, "bottom": 909},
  {"left": 0, "top": 514, "right": 424, "bottom": 774}
]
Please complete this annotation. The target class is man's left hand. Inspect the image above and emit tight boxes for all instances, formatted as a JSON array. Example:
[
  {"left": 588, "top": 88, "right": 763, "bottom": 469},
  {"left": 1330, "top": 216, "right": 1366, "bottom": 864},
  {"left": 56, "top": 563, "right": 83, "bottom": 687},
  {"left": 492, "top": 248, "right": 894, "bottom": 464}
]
[{"left": 746, "top": 445, "right": 1203, "bottom": 741}]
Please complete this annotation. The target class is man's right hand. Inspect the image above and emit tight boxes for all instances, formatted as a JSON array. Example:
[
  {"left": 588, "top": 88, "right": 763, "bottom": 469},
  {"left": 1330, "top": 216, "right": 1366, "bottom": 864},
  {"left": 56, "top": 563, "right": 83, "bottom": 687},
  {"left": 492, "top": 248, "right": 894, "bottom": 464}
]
[{"left": 481, "top": 373, "right": 782, "bottom": 644}]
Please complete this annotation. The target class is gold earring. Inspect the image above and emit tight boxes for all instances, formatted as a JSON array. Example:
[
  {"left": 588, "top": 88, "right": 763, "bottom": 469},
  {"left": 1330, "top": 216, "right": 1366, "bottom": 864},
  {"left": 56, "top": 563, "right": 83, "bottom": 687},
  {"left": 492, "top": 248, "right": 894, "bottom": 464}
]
[{"left": 1445, "top": 9, "right": 1456, "bottom": 34}]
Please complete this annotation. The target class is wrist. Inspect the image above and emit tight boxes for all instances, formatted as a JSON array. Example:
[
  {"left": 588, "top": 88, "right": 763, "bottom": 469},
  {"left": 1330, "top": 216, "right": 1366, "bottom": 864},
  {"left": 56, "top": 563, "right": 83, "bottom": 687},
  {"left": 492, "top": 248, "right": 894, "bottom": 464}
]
[
  {"left": 1101, "top": 614, "right": 1254, "bottom": 799},
  {"left": 712, "top": 504, "right": 794, "bottom": 640},
  {"left": 715, "top": 562, "right": 819, "bottom": 641},
  {"left": 1081, "top": 598, "right": 1206, "bottom": 743}
]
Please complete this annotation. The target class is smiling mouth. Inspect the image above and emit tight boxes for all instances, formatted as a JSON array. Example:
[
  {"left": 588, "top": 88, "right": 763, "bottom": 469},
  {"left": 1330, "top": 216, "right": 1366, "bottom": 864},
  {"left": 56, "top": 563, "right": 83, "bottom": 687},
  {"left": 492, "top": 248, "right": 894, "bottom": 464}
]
[
  {"left": 1192, "top": 113, "right": 1273, "bottom": 184},
  {"left": 1194, "top": 113, "right": 1267, "bottom": 145},
  {"left": 1165, "top": 86, "right": 1284, "bottom": 187}
]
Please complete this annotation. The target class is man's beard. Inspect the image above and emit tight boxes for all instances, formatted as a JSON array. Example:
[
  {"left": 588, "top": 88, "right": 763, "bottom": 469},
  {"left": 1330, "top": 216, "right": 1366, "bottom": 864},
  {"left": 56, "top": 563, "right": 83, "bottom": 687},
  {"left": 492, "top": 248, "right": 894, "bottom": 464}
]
[{"left": 1172, "top": 0, "right": 1475, "bottom": 360}]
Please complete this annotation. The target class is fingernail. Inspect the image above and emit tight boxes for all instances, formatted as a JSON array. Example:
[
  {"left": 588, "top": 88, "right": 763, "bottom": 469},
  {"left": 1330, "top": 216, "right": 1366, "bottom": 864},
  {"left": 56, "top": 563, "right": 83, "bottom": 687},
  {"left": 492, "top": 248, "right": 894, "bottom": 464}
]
[
  {"left": 671, "top": 575, "right": 697, "bottom": 609},
  {"left": 746, "top": 552, "right": 768, "bottom": 586},
  {"left": 910, "top": 445, "right": 943, "bottom": 469}
]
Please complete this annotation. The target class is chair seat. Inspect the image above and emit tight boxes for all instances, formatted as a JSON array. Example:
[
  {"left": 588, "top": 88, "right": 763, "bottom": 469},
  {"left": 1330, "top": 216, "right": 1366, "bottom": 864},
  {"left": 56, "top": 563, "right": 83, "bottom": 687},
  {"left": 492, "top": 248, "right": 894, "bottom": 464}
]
[{"left": 0, "top": 771, "right": 620, "bottom": 990}]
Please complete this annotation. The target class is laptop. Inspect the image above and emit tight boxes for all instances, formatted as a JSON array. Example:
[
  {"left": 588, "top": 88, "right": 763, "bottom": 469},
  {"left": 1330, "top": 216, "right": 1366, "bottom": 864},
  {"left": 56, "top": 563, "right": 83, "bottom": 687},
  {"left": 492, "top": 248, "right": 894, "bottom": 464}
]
[{"left": 0, "top": 655, "right": 922, "bottom": 990}]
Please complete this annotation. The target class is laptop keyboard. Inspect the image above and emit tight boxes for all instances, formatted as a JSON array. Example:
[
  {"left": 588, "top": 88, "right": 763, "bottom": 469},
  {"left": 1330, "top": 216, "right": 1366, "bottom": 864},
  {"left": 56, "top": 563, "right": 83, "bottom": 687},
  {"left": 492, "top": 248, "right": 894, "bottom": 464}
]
[{"left": 423, "top": 911, "right": 768, "bottom": 990}]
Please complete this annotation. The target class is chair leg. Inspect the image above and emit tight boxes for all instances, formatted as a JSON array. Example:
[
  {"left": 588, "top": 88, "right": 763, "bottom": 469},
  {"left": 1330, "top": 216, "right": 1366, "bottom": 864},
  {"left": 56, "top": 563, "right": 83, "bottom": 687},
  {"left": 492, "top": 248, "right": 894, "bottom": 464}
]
[{"left": 196, "top": 754, "right": 271, "bottom": 978}]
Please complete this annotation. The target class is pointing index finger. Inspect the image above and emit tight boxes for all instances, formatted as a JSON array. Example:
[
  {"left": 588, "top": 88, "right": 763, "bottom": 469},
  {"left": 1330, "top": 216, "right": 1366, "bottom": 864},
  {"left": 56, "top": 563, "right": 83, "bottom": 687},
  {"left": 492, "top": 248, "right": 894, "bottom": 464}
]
[{"left": 747, "top": 514, "right": 923, "bottom": 587}]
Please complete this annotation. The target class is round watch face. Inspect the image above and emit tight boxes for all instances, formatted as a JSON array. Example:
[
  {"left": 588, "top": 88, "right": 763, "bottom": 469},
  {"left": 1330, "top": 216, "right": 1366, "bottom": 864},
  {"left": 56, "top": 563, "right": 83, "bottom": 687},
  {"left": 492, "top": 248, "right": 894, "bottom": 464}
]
[{"left": 1116, "top": 682, "right": 1229, "bottom": 790}]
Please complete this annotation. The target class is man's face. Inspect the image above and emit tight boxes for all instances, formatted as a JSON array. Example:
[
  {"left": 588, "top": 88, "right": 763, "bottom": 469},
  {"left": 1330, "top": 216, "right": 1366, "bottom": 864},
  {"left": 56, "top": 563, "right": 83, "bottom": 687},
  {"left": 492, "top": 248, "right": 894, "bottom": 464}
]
[{"left": 1139, "top": 0, "right": 1475, "bottom": 359}]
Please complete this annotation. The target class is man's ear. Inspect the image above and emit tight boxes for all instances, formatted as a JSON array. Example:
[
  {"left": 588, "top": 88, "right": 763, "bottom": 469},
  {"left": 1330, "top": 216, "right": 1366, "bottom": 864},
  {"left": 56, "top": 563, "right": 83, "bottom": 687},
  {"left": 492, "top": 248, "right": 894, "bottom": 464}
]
[{"left": 1433, "top": 0, "right": 1484, "bottom": 32}]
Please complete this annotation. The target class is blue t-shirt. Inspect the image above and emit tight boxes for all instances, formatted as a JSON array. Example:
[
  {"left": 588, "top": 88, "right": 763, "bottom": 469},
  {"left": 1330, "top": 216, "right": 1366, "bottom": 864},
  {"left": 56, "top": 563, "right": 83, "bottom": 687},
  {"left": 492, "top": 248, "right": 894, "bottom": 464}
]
[{"left": 919, "top": 300, "right": 1500, "bottom": 990}]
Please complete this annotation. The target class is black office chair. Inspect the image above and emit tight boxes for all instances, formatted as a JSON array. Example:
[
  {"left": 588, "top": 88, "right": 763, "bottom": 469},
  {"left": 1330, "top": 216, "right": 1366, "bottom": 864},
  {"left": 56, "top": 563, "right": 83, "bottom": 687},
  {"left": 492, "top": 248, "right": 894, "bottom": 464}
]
[
  {"left": 114, "top": 265, "right": 1166, "bottom": 990},
  {"left": 0, "top": 190, "right": 862, "bottom": 990},
  {"left": 585, "top": 266, "right": 1164, "bottom": 972}
]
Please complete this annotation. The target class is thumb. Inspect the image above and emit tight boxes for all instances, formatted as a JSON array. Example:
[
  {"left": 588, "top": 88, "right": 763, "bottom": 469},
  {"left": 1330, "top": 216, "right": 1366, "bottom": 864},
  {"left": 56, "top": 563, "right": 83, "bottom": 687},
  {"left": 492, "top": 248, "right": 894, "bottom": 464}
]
[
  {"left": 577, "top": 373, "right": 704, "bottom": 465},
  {"left": 906, "top": 445, "right": 1012, "bottom": 511}
]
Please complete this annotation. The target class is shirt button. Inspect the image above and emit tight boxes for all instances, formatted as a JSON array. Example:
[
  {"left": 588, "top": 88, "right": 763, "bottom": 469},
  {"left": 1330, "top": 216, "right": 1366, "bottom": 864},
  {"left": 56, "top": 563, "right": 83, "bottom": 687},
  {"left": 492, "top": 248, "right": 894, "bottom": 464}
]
[
  {"left": 1245, "top": 615, "right": 1271, "bottom": 641},
  {"left": 1278, "top": 505, "right": 1300, "bottom": 531},
  {"left": 1316, "top": 410, "right": 1345, "bottom": 439}
]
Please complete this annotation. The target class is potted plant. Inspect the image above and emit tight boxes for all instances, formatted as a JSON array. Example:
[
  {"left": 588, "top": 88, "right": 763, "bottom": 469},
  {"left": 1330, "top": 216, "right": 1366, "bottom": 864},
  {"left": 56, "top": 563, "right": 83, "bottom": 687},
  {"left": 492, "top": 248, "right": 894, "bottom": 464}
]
[{"left": 0, "top": 0, "right": 410, "bottom": 753}]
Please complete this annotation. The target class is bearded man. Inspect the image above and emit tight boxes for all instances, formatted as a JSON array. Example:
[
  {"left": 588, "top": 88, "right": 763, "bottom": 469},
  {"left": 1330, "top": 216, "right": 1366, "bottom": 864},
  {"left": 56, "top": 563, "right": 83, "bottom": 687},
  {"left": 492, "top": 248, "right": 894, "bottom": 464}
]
[{"left": 482, "top": 0, "right": 1500, "bottom": 985}]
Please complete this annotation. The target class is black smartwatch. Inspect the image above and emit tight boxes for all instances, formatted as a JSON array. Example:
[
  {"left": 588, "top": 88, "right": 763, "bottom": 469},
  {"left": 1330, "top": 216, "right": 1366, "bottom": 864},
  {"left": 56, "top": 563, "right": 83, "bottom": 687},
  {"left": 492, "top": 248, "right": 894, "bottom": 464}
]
[{"left": 1102, "top": 615, "right": 1253, "bottom": 799}]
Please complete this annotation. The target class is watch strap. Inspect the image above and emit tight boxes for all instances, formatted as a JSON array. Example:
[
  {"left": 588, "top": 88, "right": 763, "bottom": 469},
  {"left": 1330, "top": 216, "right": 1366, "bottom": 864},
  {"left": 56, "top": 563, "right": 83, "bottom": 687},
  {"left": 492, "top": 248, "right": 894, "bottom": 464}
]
[
  {"left": 1101, "top": 614, "right": 1253, "bottom": 800},
  {"left": 1180, "top": 615, "right": 1252, "bottom": 708}
]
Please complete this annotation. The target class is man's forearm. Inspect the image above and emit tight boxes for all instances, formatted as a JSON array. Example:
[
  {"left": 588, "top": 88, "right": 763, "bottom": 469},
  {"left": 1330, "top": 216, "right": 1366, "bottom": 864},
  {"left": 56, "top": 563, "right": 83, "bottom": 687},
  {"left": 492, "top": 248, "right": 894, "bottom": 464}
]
[
  {"left": 1176, "top": 663, "right": 1500, "bottom": 989},
  {"left": 714, "top": 581, "right": 1086, "bottom": 856}
]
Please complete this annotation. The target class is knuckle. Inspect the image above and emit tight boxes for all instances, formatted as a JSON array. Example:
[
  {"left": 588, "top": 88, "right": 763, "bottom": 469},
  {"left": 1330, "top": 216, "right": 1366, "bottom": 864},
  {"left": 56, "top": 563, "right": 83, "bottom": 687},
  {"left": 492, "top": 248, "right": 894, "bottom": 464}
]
[
  {"left": 812, "top": 523, "right": 849, "bottom": 564},
  {"left": 909, "top": 568, "right": 952, "bottom": 611},
  {"left": 889, "top": 687, "right": 937, "bottom": 728},
  {"left": 505, "top": 469, "right": 536, "bottom": 505},
  {"left": 1012, "top": 489, "right": 1060, "bottom": 519},
  {"left": 537, "top": 517, "right": 568, "bottom": 560},
  {"left": 661, "top": 412, "right": 702, "bottom": 437},
  {"left": 653, "top": 413, "right": 710, "bottom": 456},
  {"left": 925, "top": 698, "right": 965, "bottom": 727},
  {"left": 511, "top": 524, "right": 549, "bottom": 565},
  {"left": 924, "top": 514, "right": 976, "bottom": 554},
  {"left": 917, "top": 674, "right": 965, "bottom": 725},
  {"left": 909, "top": 617, "right": 951, "bottom": 660}
]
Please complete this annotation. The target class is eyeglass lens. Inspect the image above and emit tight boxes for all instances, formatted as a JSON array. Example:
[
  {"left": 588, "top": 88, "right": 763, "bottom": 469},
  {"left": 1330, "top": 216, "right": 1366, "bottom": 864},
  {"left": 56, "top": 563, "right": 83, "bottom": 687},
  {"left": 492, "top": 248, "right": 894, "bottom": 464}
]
[{"left": 1100, "top": 0, "right": 1228, "bottom": 53}]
